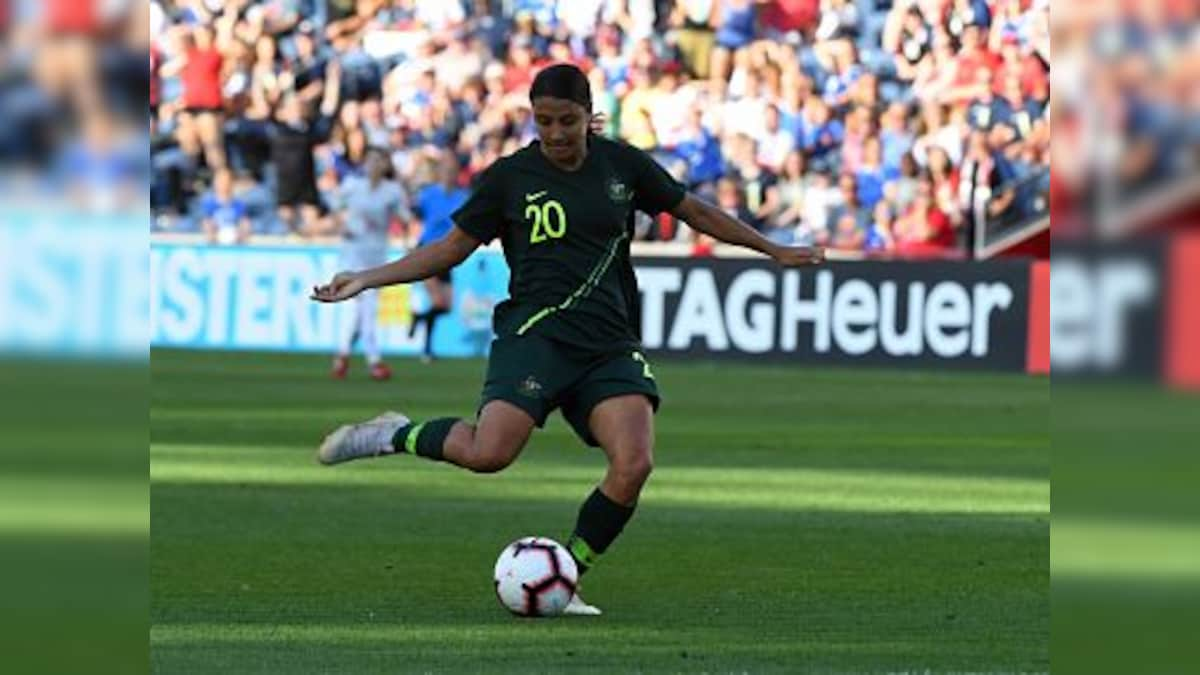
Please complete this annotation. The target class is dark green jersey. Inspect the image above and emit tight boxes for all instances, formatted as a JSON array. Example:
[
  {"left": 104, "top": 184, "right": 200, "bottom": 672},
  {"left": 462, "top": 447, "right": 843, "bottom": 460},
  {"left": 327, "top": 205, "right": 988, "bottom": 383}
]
[{"left": 452, "top": 136, "right": 685, "bottom": 355}]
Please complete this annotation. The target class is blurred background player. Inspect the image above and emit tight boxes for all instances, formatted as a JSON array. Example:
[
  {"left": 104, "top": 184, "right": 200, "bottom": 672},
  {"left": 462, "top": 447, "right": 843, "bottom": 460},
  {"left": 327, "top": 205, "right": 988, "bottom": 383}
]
[
  {"left": 330, "top": 146, "right": 410, "bottom": 381},
  {"left": 409, "top": 151, "right": 469, "bottom": 363}
]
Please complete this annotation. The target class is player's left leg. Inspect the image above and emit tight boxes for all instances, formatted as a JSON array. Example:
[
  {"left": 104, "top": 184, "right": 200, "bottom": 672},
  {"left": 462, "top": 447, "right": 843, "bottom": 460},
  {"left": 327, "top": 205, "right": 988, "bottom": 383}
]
[
  {"left": 558, "top": 393, "right": 655, "bottom": 616},
  {"left": 567, "top": 394, "right": 655, "bottom": 576}
]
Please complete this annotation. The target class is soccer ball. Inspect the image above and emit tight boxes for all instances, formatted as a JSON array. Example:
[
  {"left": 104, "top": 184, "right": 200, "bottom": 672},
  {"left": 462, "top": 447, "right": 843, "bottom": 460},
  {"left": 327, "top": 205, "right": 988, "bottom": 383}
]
[{"left": 493, "top": 536, "right": 579, "bottom": 617}]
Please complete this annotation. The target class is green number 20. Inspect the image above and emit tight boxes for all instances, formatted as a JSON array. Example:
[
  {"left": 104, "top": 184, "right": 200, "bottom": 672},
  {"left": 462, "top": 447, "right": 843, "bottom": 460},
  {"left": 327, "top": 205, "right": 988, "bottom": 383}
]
[{"left": 526, "top": 200, "right": 568, "bottom": 244}]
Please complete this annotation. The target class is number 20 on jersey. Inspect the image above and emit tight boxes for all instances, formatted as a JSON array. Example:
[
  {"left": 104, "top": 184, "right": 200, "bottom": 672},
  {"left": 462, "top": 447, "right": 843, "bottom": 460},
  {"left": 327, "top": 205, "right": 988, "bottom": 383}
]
[{"left": 525, "top": 200, "right": 567, "bottom": 244}]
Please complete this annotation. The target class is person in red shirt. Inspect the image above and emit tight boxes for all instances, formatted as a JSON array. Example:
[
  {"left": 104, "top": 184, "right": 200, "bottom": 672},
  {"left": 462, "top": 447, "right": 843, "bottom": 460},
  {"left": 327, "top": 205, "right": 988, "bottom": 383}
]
[
  {"left": 893, "top": 180, "right": 957, "bottom": 258},
  {"left": 946, "top": 24, "right": 1000, "bottom": 103},
  {"left": 503, "top": 36, "right": 538, "bottom": 94},
  {"left": 993, "top": 34, "right": 1048, "bottom": 99},
  {"left": 760, "top": 0, "right": 820, "bottom": 41},
  {"left": 174, "top": 24, "right": 228, "bottom": 170}
]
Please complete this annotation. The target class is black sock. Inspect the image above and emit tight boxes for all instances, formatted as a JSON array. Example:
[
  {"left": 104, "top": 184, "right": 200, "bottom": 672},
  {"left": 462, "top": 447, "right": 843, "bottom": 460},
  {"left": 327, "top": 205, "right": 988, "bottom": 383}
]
[
  {"left": 567, "top": 488, "right": 636, "bottom": 575},
  {"left": 408, "top": 311, "right": 429, "bottom": 338},
  {"left": 421, "top": 314, "right": 436, "bottom": 357},
  {"left": 391, "top": 417, "right": 459, "bottom": 461}
]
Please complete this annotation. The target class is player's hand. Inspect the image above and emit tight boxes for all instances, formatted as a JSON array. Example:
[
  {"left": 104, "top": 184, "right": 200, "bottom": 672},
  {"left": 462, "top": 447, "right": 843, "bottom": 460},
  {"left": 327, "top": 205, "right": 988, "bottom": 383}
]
[
  {"left": 769, "top": 244, "right": 826, "bottom": 266},
  {"left": 311, "top": 271, "right": 366, "bottom": 303}
]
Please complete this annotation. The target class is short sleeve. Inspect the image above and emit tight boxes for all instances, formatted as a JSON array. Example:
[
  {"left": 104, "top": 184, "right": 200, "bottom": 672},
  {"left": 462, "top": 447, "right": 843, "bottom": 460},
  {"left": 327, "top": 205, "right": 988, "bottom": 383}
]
[
  {"left": 451, "top": 162, "right": 507, "bottom": 243},
  {"left": 629, "top": 146, "right": 686, "bottom": 216}
]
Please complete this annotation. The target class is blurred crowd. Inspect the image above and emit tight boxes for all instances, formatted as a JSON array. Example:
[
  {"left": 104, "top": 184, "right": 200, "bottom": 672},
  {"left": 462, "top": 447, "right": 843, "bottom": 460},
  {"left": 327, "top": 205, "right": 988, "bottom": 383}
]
[
  {"left": 1050, "top": 0, "right": 1200, "bottom": 237},
  {"left": 147, "top": 0, "right": 1054, "bottom": 257}
]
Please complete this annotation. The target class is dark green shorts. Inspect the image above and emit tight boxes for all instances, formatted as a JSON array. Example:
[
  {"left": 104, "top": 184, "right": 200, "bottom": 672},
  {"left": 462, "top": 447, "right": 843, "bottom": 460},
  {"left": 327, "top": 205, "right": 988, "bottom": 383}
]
[{"left": 480, "top": 334, "right": 660, "bottom": 447}]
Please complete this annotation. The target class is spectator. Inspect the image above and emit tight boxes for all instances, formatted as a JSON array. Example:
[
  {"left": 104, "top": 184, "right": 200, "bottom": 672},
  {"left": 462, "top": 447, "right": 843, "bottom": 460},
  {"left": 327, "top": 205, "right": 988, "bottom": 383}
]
[
  {"left": 927, "top": 145, "right": 963, "bottom": 227},
  {"left": 290, "top": 21, "right": 328, "bottom": 99},
  {"left": 865, "top": 200, "right": 896, "bottom": 254},
  {"left": 803, "top": 168, "right": 841, "bottom": 245},
  {"left": 710, "top": 0, "right": 758, "bottom": 94},
  {"left": 168, "top": 23, "right": 228, "bottom": 171},
  {"left": 202, "top": 168, "right": 253, "bottom": 245},
  {"left": 830, "top": 172, "right": 871, "bottom": 237},
  {"left": 894, "top": 174, "right": 957, "bottom": 257},
  {"left": 856, "top": 136, "right": 895, "bottom": 209},
  {"left": 945, "top": 24, "right": 1000, "bottom": 104},
  {"left": 755, "top": 104, "right": 796, "bottom": 173},
  {"left": 671, "top": 0, "right": 718, "bottom": 79},
  {"left": 715, "top": 176, "right": 758, "bottom": 229},
  {"left": 594, "top": 28, "right": 629, "bottom": 93},
  {"left": 879, "top": 101, "right": 914, "bottom": 171},
  {"left": 765, "top": 149, "right": 812, "bottom": 242},
  {"left": 673, "top": 106, "right": 725, "bottom": 189},
  {"left": 994, "top": 33, "right": 1048, "bottom": 100},
  {"left": 822, "top": 45, "right": 864, "bottom": 108},
  {"left": 272, "top": 60, "right": 343, "bottom": 236},
  {"left": 800, "top": 98, "right": 844, "bottom": 171},
  {"left": 914, "top": 102, "right": 964, "bottom": 166},
  {"left": 884, "top": 5, "right": 931, "bottom": 83},
  {"left": 649, "top": 66, "right": 693, "bottom": 149},
  {"left": 958, "top": 129, "right": 1017, "bottom": 254},
  {"left": 760, "top": 0, "right": 819, "bottom": 44},
  {"left": 588, "top": 68, "right": 620, "bottom": 138},
  {"left": 840, "top": 104, "right": 873, "bottom": 174},
  {"left": 619, "top": 67, "right": 658, "bottom": 149},
  {"left": 830, "top": 211, "right": 865, "bottom": 251},
  {"left": 726, "top": 134, "right": 776, "bottom": 229},
  {"left": 946, "top": 0, "right": 991, "bottom": 44},
  {"left": 995, "top": 73, "right": 1043, "bottom": 139},
  {"left": 503, "top": 36, "right": 538, "bottom": 94},
  {"left": 557, "top": 0, "right": 607, "bottom": 47},
  {"left": 884, "top": 152, "right": 921, "bottom": 213}
]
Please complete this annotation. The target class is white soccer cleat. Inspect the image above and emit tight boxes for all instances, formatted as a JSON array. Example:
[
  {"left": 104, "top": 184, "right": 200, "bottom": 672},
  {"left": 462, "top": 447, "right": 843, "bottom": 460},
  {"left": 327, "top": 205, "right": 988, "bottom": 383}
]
[
  {"left": 317, "top": 411, "right": 409, "bottom": 465},
  {"left": 562, "top": 592, "right": 602, "bottom": 616}
]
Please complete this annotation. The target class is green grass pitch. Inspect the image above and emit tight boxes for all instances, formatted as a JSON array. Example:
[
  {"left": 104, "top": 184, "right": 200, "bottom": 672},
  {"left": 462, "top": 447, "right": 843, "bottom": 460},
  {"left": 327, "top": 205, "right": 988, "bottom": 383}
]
[{"left": 151, "top": 350, "right": 1048, "bottom": 674}]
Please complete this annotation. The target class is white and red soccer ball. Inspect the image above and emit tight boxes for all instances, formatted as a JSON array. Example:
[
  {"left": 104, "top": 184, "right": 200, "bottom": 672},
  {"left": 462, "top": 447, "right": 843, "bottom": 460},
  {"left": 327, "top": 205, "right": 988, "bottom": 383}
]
[{"left": 493, "top": 537, "right": 579, "bottom": 617}]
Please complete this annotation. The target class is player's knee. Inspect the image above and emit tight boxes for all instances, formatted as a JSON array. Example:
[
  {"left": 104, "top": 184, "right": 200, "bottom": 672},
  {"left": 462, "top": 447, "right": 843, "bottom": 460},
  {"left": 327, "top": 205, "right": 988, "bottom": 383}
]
[
  {"left": 612, "top": 450, "right": 654, "bottom": 487},
  {"left": 469, "top": 440, "right": 519, "bottom": 474}
]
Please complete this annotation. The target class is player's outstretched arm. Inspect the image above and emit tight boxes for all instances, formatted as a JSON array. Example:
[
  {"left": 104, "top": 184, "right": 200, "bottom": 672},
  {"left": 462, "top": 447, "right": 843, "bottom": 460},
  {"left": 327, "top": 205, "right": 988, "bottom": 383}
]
[
  {"left": 311, "top": 227, "right": 481, "bottom": 303},
  {"left": 670, "top": 194, "right": 825, "bottom": 266}
]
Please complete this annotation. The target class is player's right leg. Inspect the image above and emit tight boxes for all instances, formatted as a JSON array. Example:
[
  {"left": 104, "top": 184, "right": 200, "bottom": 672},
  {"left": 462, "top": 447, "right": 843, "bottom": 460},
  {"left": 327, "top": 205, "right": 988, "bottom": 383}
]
[
  {"left": 316, "top": 400, "right": 535, "bottom": 472},
  {"left": 318, "top": 334, "right": 558, "bottom": 469}
]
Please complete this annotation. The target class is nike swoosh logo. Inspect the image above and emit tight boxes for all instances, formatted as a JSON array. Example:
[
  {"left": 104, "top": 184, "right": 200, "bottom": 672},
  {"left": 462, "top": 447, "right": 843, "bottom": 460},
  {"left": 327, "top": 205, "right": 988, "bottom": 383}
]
[{"left": 525, "top": 190, "right": 548, "bottom": 202}]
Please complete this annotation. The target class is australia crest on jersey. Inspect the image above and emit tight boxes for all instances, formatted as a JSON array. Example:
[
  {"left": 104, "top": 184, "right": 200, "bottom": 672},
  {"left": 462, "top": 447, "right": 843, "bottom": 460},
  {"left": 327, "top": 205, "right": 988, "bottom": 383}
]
[{"left": 607, "top": 177, "right": 631, "bottom": 204}]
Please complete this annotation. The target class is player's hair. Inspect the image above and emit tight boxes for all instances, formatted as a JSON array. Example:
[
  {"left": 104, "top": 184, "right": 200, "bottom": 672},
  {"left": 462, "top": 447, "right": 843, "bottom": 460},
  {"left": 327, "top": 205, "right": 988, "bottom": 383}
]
[{"left": 529, "top": 63, "right": 592, "bottom": 113}]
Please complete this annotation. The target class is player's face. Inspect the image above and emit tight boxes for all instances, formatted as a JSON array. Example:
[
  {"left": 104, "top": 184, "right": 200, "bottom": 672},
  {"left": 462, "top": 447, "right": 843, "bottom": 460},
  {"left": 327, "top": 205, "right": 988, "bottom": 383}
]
[{"left": 532, "top": 97, "right": 589, "bottom": 167}]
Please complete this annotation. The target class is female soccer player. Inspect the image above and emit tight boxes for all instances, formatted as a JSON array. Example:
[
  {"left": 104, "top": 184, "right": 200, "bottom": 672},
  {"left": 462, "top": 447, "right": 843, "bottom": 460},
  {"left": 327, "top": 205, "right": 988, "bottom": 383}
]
[
  {"left": 409, "top": 152, "right": 469, "bottom": 363},
  {"left": 312, "top": 64, "right": 823, "bottom": 614},
  {"left": 329, "top": 146, "right": 411, "bottom": 381}
]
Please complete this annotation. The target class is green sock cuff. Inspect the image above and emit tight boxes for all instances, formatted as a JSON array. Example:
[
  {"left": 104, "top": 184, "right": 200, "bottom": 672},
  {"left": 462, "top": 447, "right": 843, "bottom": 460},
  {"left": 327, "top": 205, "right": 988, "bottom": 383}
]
[
  {"left": 568, "top": 535, "right": 599, "bottom": 571},
  {"left": 404, "top": 422, "right": 426, "bottom": 455},
  {"left": 391, "top": 423, "right": 416, "bottom": 454},
  {"left": 403, "top": 417, "right": 459, "bottom": 461},
  {"left": 568, "top": 488, "right": 637, "bottom": 574}
]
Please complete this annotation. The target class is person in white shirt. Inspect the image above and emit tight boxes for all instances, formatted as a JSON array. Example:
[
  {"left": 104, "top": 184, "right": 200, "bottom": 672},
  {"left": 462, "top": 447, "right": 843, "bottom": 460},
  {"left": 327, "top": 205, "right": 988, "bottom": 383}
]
[
  {"left": 330, "top": 147, "right": 412, "bottom": 381},
  {"left": 755, "top": 104, "right": 796, "bottom": 173}
]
